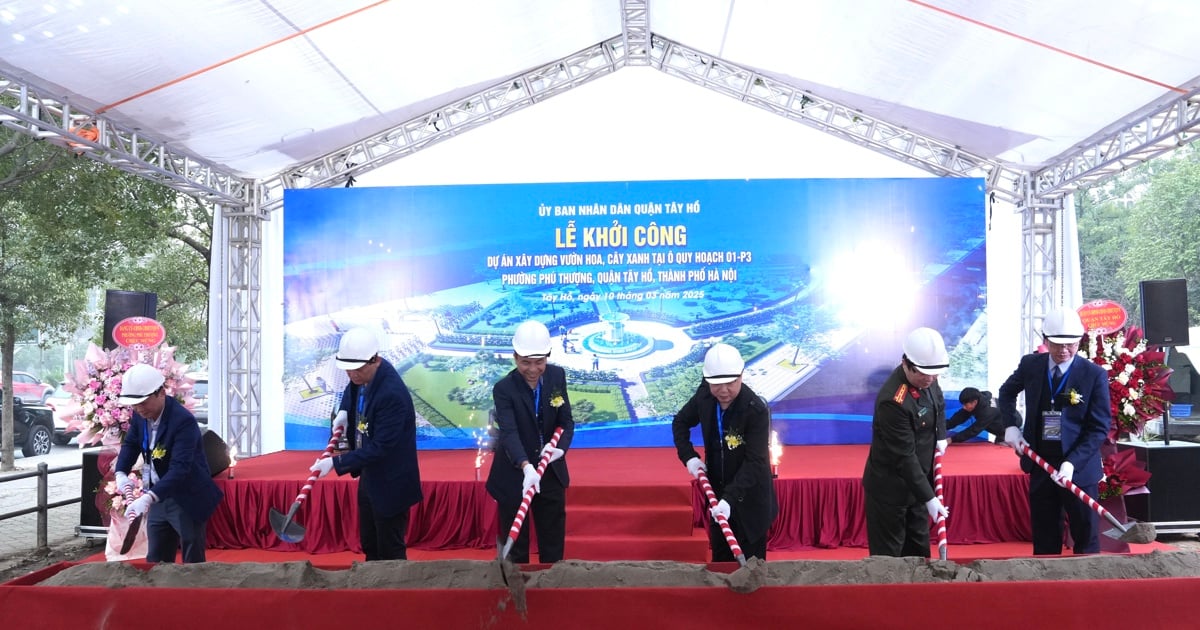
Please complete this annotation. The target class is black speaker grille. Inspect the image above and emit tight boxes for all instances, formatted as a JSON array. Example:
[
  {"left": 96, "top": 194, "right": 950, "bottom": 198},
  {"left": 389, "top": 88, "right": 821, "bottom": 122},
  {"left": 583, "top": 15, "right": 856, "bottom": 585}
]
[{"left": 1140, "top": 279, "right": 1189, "bottom": 347}]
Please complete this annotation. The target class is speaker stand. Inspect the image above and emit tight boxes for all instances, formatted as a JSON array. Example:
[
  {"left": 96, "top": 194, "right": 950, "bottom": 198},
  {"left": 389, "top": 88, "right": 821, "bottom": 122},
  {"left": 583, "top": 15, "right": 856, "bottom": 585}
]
[{"left": 1164, "top": 347, "right": 1172, "bottom": 445}]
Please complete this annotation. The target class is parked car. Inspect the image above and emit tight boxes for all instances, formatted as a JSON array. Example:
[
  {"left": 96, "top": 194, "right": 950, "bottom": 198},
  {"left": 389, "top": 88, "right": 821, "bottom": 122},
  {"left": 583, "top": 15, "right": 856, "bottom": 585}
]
[
  {"left": 2, "top": 371, "right": 54, "bottom": 405},
  {"left": 45, "top": 386, "right": 80, "bottom": 446},
  {"left": 0, "top": 392, "right": 55, "bottom": 456},
  {"left": 188, "top": 373, "right": 209, "bottom": 426}
]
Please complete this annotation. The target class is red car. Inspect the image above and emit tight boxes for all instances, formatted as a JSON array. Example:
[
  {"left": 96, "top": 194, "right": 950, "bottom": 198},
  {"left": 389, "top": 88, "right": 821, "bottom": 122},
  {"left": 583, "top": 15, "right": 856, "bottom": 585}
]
[{"left": 3, "top": 371, "right": 54, "bottom": 405}]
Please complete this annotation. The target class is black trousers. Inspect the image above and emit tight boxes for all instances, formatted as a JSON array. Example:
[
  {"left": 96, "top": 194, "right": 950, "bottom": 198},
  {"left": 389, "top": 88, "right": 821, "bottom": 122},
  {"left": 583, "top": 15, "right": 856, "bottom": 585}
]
[
  {"left": 707, "top": 515, "right": 767, "bottom": 562},
  {"left": 1029, "top": 470, "right": 1100, "bottom": 555},
  {"left": 145, "top": 498, "right": 208, "bottom": 563},
  {"left": 864, "top": 492, "right": 931, "bottom": 558},
  {"left": 497, "top": 468, "right": 566, "bottom": 564},
  {"left": 357, "top": 483, "right": 411, "bottom": 561}
]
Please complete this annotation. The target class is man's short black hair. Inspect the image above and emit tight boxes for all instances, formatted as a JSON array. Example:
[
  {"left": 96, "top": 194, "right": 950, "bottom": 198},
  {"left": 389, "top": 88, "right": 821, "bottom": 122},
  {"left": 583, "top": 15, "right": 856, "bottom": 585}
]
[{"left": 958, "top": 387, "right": 981, "bottom": 405}]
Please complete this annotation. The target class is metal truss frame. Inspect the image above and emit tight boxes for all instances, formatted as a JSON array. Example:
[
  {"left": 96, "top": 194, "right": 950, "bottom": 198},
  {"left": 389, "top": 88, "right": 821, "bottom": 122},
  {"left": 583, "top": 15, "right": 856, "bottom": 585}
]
[
  {"left": 11, "top": 14, "right": 1200, "bottom": 448},
  {"left": 1032, "top": 89, "right": 1200, "bottom": 199},
  {"left": 255, "top": 38, "right": 629, "bottom": 214},
  {"left": 645, "top": 36, "right": 1027, "bottom": 205},
  {"left": 220, "top": 213, "right": 264, "bottom": 457},
  {"left": 0, "top": 72, "right": 252, "bottom": 208}
]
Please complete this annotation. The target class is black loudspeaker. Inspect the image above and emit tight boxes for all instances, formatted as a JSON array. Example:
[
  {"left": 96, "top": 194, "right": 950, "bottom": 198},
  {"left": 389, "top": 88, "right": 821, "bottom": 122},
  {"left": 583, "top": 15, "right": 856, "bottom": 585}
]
[
  {"left": 103, "top": 289, "right": 158, "bottom": 350},
  {"left": 1120, "top": 443, "right": 1200, "bottom": 527},
  {"left": 1140, "top": 279, "right": 1189, "bottom": 347},
  {"left": 79, "top": 450, "right": 104, "bottom": 532},
  {"left": 202, "top": 429, "right": 231, "bottom": 477}
]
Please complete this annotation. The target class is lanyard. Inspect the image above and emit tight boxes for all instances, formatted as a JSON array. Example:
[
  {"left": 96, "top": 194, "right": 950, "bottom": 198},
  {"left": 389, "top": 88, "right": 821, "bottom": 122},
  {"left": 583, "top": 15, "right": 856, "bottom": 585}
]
[
  {"left": 1047, "top": 362, "right": 1073, "bottom": 398},
  {"left": 142, "top": 417, "right": 151, "bottom": 455},
  {"left": 357, "top": 386, "right": 367, "bottom": 417}
]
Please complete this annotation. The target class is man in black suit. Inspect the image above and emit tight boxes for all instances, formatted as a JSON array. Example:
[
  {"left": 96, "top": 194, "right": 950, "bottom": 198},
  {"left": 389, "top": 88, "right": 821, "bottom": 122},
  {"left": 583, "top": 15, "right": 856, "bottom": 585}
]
[
  {"left": 309, "top": 327, "right": 423, "bottom": 560},
  {"left": 486, "top": 320, "right": 575, "bottom": 563},
  {"left": 673, "top": 343, "right": 778, "bottom": 561},
  {"left": 999, "top": 308, "right": 1112, "bottom": 555}
]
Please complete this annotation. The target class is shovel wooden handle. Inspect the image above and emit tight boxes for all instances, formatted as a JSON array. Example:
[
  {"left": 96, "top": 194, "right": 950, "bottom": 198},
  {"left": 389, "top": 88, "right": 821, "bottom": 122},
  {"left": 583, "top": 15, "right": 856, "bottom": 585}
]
[
  {"left": 501, "top": 426, "right": 565, "bottom": 557},
  {"left": 696, "top": 468, "right": 746, "bottom": 566},
  {"left": 1018, "top": 442, "right": 1128, "bottom": 532}
]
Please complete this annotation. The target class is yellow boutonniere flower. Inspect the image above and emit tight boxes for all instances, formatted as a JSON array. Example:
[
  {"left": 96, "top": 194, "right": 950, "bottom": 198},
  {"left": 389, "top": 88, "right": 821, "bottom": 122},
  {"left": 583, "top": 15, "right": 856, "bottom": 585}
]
[
  {"left": 151, "top": 445, "right": 167, "bottom": 460},
  {"left": 1067, "top": 389, "right": 1084, "bottom": 405},
  {"left": 725, "top": 433, "right": 743, "bottom": 450},
  {"left": 357, "top": 420, "right": 369, "bottom": 433},
  {"left": 550, "top": 394, "right": 565, "bottom": 408}
]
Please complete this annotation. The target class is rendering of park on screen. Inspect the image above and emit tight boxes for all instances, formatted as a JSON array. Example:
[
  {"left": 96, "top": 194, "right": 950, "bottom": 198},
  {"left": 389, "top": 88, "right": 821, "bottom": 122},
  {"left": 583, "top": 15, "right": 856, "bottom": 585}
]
[{"left": 281, "top": 178, "right": 987, "bottom": 450}]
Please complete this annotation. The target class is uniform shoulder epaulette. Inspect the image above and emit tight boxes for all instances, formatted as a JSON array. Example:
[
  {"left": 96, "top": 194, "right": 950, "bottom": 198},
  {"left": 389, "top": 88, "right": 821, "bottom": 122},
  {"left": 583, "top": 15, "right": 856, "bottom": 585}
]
[{"left": 892, "top": 384, "right": 908, "bottom": 404}]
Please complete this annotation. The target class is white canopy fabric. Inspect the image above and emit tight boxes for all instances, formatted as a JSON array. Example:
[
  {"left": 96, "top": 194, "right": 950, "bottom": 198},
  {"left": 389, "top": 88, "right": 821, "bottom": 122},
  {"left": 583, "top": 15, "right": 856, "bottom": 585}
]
[{"left": 3, "top": 0, "right": 1198, "bottom": 180}]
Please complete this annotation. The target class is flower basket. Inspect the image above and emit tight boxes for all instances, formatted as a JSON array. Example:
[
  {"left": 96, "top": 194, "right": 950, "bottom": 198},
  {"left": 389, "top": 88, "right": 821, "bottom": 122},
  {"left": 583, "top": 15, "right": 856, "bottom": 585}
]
[{"left": 1080, "top": 327, "right": 1175, "bottom": 442}]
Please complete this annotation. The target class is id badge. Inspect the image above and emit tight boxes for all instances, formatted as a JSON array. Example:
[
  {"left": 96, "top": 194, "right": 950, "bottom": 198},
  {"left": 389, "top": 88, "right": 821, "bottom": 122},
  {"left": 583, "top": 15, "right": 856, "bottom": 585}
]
[
  {"left": 356, "top": 431, "right": 364, "bottom": 450},
  {"left": 142, "top": 463, "right": 154, "bottom": 488},
  {"left": 1042, "top": 410, "right": 1063, "bottom": 441}
]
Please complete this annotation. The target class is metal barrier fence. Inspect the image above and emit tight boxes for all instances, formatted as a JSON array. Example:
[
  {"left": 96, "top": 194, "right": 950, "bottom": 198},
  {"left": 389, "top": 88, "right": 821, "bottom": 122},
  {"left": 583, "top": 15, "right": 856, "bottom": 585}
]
[{"left": 0, "top": 462, "right": 82, "bottom": 551}]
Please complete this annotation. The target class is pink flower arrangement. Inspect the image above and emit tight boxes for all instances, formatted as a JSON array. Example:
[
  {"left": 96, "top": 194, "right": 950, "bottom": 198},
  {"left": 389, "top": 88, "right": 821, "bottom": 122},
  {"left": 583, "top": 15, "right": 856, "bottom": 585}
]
[
  {"left": 54, "top": 343, "right": 194, "bottom": 447},
  {"left": 1080, "top": 326, "right": 1174, "bottom": 442}
]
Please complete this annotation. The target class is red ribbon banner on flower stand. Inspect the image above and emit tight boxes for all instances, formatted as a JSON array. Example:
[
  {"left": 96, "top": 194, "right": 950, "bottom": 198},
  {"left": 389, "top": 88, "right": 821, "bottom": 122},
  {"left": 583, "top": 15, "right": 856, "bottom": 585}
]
[
  {"left": 1077, "top": 299, "right": 1127, "bottom": 334},
  {"left": 112, "top": 316, "right": 166, "bottom": 350}
]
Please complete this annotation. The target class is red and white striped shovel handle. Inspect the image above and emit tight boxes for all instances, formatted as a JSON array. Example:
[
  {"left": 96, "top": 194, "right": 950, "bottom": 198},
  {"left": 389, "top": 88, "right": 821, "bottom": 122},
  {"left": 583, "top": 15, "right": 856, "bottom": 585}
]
[
  {"left": 288, "top": 426, "right": 344, "bottom": 506},
  {"left": 932, "top": 449, "right": 948, "bottom": 560},
  {"left": 503, "top": 426, "right": 566, "bottom": 548},
  {"left": 695, "top": 468, "right": 746, "bottom": 565},
  {"left": 1018, "top": 442, "right": 1124, "bottom": 529}
]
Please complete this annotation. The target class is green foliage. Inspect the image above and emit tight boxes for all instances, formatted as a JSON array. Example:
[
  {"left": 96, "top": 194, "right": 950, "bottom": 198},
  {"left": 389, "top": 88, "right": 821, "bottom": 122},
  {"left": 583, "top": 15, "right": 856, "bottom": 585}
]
[{"left": 1078, "top": 146, "right": 1200, "bottom": 327}]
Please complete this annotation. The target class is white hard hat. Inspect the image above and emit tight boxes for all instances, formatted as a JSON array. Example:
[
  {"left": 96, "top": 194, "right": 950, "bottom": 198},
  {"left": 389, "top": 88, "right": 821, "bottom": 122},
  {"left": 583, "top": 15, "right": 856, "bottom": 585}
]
[
  {"left": 512, "top": 320, "right": 552, "bottom": 358},
  {"left": 336, "top": 328, "right": 380, "bottom": 370},
  {"left": 703, "top": 343, "right": 745, "bottom": 384},
  {"left": 118, "top": 363, "right": 166, "bottom": 405},
  {"left": 1042, "top": 308, "right": 1085, "bottom": 343},
  {"left": 903, "top": 327, "right": 949, "bottom": 375}
]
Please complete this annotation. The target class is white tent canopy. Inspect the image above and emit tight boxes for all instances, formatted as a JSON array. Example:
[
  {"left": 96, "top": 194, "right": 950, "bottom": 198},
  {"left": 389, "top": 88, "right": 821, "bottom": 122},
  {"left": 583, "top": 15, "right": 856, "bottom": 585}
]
[{"left": 4, "top": 0, "right": 1198, "bottom": 454}]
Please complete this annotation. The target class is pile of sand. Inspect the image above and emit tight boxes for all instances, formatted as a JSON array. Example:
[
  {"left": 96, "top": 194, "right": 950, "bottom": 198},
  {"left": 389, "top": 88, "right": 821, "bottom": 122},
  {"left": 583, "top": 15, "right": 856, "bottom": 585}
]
[{"left": 37, "top": 551, "right": 1200, "bottom": 593}]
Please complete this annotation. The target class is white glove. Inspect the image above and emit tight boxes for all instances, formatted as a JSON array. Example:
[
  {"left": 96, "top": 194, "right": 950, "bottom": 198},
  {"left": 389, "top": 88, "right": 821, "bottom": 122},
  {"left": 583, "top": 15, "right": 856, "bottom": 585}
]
[
  {"left": 115, "top": 471, "right": 133, "bottom": 496},
  {"left": 935, "top": 439, "right": 948, "bottom": 457},
  {"left": 332, "top": 410, "right": 348, "bottom": 434},
  {"left": 124, "top": 493, "right": 156, "bottom": 519},
  {"left": 310, "top": 457, "right": 334, "bottom": 478},
  {"left": 925, "top": 496, "right": 949, "bottom": 522},
  {"left": 540, "top": 443, "right": 564, "bottom": 464},
  {"left": 1052, "top": 461, "right": 1075, "bottom": 488},
  {"left": 1004, "top": 426, "right": 1028, "bottom": 455},
  {"left": 522, "top": 463, "right": 541, "bottom": 495},
  {"left": 685, "top": 457, "right": 706, "bottom": 479},
  {"left": 710, "top": 499, "right": 731, "bottom": 523}
]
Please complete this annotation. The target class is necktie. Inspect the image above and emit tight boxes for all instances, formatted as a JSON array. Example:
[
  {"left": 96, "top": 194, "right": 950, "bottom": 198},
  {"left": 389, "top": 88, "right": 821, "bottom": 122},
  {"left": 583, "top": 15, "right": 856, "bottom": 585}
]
[{"left": 1051, "top": 365, "right": 1063, "bottom": 391}]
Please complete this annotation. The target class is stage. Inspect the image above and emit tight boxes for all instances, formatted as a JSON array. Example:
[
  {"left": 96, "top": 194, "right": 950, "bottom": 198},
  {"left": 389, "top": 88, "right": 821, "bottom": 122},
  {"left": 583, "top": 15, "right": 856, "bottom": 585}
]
[{"left": 207, "top": 442, "right": 1032, "bottom": 558}]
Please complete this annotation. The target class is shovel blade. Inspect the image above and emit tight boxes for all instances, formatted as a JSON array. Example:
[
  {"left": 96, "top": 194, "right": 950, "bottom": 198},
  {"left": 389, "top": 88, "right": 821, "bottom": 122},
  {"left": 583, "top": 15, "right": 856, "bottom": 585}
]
[
  {"left": 269, "top": 506, "right": 306, "bottom": 543},
  {"left": 119, "top": 514, "right": 144, "bottom": 555},
  {"left": 1105, "top": 520, "right": 1157, "bottom": 545}
]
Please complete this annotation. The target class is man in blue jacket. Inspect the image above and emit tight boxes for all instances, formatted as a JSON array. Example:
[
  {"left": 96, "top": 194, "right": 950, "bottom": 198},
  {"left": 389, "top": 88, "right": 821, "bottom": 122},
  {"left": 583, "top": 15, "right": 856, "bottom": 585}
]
[
  {"left": 999, "top": 308, "right": 1112, "bottom": 554},
  {"left": 310, "top": 327, "right": 422, "bottom": 560},
  {"left": 116, "top": 363, "right": 223, "bottom": 563}
]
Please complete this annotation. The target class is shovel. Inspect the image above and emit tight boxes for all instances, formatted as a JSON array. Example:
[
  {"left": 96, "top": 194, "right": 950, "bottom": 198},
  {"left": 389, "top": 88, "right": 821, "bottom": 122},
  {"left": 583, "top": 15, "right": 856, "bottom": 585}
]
[
  {"left": 1018, "top": 443, "right": 1157, "bottom": 544},
  {"left": 269, "top": 426, "right": 344, "bottom": 543},
  {"left": 932, "top": 448, "right": 948, "bottom": 561},
  {"left": 695, "top": 468, "right": 746, "bottom": 567},
  {"left": 495, "top": 426, "right": 564, "bottom": 613},
  {"left": 119, "top": 486, "right": 143, "bottom": 555}
]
